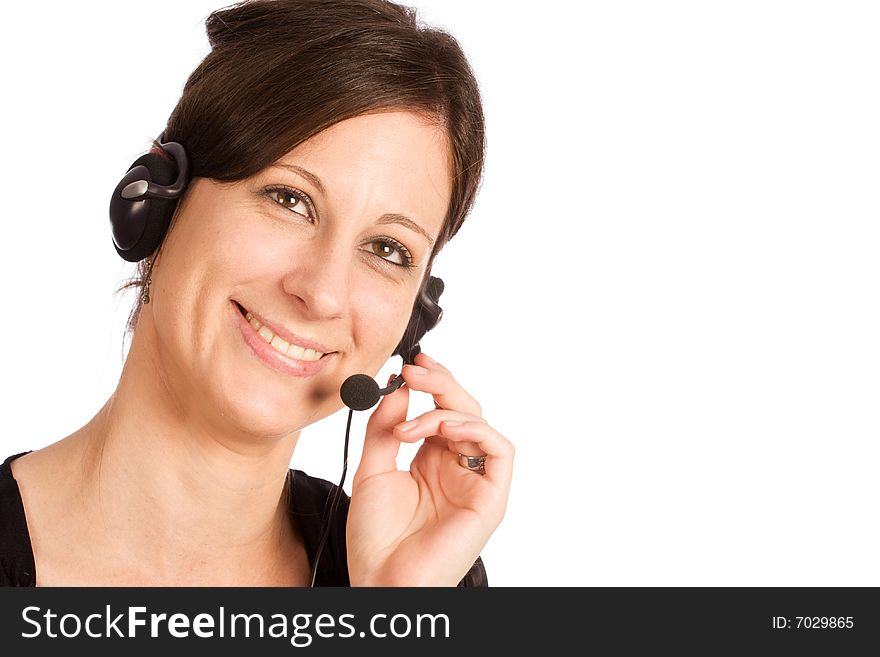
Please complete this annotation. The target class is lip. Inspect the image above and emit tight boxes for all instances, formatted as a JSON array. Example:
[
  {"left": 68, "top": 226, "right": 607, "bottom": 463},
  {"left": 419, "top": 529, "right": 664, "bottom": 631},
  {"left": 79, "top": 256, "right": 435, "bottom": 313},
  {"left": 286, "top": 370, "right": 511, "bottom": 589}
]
[
  {"left": 233, "top": 300, "right": 336, "bottom": 354},
  {"left": 233, "top": 301, "right": 337, "bottom": 378}
]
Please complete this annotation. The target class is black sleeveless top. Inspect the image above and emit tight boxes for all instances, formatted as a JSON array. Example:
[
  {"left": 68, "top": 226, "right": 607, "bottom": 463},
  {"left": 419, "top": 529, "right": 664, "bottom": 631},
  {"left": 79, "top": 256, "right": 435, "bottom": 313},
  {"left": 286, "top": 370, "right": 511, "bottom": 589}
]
[{"left": 0, "top": 451, "right": 487, "bottom": 587}]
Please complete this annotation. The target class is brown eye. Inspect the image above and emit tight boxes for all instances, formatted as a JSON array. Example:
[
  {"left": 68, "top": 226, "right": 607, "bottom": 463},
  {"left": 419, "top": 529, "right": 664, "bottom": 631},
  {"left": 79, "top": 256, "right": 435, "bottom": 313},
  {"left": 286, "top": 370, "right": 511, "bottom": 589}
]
[
  {"left": 369, "top": 239, "right": 413, "bottom": 267},
  {"left": 265, "top": 186, "right": 314, "bottom": 221}
]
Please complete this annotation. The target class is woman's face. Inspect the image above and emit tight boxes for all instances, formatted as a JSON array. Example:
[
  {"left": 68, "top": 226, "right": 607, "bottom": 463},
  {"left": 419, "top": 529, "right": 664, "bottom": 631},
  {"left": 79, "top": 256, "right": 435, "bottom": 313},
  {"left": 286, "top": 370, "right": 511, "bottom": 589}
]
[{"left": 144, "top": 110, "right": 451, "bottom": 439}]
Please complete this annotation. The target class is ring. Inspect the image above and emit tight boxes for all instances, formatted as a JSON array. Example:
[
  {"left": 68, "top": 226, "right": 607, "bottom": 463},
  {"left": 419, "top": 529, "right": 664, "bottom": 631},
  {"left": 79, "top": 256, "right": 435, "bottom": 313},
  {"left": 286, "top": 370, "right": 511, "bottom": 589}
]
[{"left": 458, "top": 453, "right": 487, "bottom": 475}]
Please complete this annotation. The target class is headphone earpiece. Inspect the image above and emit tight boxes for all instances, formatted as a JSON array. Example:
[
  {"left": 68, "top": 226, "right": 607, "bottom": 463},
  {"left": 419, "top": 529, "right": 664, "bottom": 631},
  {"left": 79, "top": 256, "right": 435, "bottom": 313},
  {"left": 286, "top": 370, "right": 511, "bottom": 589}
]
[
  {"left": 109, "top": 133, "right": 190, "bottom": 263},
  {"left": 393, "top": 275, "right": 445, "bottom": 364}
]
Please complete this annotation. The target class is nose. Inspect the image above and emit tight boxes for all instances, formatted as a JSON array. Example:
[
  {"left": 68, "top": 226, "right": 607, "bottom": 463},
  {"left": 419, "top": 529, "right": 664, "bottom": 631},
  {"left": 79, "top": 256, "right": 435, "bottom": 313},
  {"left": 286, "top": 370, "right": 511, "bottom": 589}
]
[{"left": 281, "top": 234, "right": 351, "bottom": 321}]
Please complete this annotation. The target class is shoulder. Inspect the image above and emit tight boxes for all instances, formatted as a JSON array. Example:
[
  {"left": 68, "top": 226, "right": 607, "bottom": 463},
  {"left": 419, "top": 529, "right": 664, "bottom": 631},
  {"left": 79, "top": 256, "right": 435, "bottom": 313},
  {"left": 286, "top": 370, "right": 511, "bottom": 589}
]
[
  {"left": 457, "top": 555, "right": 489, "bottom": 587},
  {"left": 289, "top": 469, "right": 350, "bottom": 509},
  {"left": 0, "top": 452, "right": 37, "bottom": 587},
  {"left": 288, "top": 469, "right": 350, "bottom": 586},
  {"left": 288, "top": 469, "right": 350, "bottom": 537}
]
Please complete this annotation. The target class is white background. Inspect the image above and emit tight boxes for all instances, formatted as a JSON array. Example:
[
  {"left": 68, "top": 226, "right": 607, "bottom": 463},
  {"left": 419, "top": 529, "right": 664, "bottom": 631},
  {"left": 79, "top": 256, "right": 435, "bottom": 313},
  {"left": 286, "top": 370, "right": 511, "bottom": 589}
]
[{"left": 1, "top": 1, "right": 878, "bottom": 586}]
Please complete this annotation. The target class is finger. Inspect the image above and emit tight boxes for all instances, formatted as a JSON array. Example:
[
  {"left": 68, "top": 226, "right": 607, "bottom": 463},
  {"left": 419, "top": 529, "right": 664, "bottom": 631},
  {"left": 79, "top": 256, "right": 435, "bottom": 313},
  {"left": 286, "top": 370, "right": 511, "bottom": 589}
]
[
  {"left": 423, "top": 435, "right": 484, "bottom": 465},
  {"left": 394, "top": 410, "right": 513, "bottom": 485},
  {"left": 396, "top": 408, "right": 485, "bottom": 457},
  {"left": 394, "top": 409, "right": 484, "bottom": 434},
  {"left": 438, "top": 420, "right": 514, "bottom": 489},
  {"left": 354, "top": 374, "right": 410, "bottom": 486},
  {"left": 401, "top": 352, "right": 482, "bottom": 416}
]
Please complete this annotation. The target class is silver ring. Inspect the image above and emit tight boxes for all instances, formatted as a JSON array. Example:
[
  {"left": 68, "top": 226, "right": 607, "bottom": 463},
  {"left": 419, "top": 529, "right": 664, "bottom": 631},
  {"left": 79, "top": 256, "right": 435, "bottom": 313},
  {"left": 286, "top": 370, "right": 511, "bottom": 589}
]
[{"left": 458, "top": 453, "right": 486, "bottom": 475}]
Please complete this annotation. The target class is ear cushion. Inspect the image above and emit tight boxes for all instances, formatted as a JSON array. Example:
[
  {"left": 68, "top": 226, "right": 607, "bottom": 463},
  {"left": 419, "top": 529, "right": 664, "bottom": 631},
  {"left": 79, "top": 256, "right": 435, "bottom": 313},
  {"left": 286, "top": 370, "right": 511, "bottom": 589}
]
[
  {"left": 109, "top": 151, "right": 180, "bottom": 263},
  {"left": 393, "top": 276, "right": 445, "bottom": 364}
]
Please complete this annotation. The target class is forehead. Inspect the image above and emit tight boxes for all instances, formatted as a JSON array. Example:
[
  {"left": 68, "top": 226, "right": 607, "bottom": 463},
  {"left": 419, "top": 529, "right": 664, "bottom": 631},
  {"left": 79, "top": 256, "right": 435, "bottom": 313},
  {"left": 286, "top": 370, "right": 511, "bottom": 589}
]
[{"left": 274, "top": 110, "right": 452, "bottom": 238}]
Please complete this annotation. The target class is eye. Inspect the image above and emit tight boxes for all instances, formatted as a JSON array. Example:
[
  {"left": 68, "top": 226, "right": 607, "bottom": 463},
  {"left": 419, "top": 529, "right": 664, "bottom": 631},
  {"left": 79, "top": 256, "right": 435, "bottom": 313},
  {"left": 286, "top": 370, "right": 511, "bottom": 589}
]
[
  {"left": 264, "top": 185, "right": 315, "bottom": 221},
  {"left": 367, "top": 238, "right": 414, "bottom": 268}
]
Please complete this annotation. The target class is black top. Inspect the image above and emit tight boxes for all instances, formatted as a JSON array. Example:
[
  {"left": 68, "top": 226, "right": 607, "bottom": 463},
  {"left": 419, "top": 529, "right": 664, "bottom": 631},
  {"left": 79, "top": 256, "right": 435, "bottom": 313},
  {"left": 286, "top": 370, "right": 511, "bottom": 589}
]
[{"left": 0, "top": 451, "right": 486, "bottom": 587}]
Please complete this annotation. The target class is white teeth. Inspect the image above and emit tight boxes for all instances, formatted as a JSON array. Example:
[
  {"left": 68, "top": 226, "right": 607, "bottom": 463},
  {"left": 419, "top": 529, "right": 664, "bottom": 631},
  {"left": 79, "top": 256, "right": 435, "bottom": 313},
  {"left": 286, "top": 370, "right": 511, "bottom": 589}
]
[
  {"left": 270, "top": 335, "right": 290, "bottom": 352},
  {"left": 245, "top": 311, "right": 324, "bottom": 361}
]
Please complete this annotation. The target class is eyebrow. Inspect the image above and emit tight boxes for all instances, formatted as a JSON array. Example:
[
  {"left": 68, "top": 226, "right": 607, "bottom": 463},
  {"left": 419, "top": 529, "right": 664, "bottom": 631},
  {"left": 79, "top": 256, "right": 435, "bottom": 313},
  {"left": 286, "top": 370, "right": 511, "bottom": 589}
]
[{"left": 270, "top": 163, "right": 436, "bottom": 248}]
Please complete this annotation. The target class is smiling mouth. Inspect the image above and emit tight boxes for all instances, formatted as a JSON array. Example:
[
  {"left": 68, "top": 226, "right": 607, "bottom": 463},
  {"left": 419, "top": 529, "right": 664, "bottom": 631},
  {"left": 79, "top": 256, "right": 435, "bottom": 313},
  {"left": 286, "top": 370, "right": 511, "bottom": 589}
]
[{"left": 234, "top": 301, "right": 333, "bottom": 361}]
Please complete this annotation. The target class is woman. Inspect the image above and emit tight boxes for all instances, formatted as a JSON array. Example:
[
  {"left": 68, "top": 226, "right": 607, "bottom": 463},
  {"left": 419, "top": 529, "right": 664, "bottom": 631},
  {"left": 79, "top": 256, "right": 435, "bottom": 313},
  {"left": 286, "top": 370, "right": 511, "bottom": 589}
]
[{"left": 0, "top": 0, "right": 513, "bottom": 586}]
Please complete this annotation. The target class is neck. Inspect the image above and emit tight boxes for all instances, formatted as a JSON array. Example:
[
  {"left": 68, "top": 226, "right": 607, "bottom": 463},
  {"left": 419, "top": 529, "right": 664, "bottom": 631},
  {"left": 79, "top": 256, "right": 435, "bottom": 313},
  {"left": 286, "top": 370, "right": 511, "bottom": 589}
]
[{"left": 68, "top": 319, "right": 304, "bottom": 584}]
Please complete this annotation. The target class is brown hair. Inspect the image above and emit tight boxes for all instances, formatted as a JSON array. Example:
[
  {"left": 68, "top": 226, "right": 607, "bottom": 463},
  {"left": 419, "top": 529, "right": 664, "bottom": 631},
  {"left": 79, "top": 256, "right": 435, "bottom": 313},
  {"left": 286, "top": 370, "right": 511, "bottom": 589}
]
[{"left": 116, "top": 0, "right": 486, "bottom": 337}]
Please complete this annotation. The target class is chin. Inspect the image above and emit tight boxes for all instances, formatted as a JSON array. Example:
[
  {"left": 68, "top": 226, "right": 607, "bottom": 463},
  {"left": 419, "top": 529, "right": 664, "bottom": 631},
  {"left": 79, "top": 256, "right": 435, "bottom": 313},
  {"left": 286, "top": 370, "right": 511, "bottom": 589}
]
[{"left": 210, "top": 382, "right": 297, "bottom": 437}]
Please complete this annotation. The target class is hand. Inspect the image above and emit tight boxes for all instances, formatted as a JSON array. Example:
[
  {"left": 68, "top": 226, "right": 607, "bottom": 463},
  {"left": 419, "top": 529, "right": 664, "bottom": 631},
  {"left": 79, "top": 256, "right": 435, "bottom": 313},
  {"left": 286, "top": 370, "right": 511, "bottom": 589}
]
[{"left": 346, "top": 352, "right": 514, "bottom": 586}]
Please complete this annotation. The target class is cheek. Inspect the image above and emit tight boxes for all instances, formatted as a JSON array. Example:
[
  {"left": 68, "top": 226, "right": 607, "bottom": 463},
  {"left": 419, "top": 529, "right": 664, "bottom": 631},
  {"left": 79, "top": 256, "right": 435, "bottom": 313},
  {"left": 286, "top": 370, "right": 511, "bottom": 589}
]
[
  {"left": 211, "top": 211, "right": 288, "bottom": 284},
  {"left": 354, "top": 290, "right": 414, "bottom": 353}
]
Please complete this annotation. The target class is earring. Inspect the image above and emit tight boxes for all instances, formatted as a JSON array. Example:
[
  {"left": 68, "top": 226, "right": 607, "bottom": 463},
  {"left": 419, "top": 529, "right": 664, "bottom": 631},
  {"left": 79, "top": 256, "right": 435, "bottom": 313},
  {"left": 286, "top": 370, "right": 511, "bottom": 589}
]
[
  {"left": 141, "top": 258, "right": 155, "bottom": 305},
  {"left": 141, "top": 277, "right": 152, "bottom": 305}
]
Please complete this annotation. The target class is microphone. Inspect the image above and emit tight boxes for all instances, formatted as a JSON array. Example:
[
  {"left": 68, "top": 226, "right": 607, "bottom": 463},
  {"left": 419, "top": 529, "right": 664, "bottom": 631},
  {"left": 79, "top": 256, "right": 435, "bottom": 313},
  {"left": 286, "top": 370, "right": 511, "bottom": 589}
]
[
  {"left": 340, "top": 372, "right": 406, "bottom": 411},
  {"left": 339, "top": 334, "right": 426, "bottom": 411}
]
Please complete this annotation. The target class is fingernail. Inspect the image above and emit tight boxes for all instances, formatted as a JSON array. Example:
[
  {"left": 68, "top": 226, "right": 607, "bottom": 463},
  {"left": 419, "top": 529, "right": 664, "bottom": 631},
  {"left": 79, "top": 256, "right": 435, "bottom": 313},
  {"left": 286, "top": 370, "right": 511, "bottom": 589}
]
[
  {"left": 407, "top": 365, "right": 428, "bottom": 376},
  {"left": 396, "top": 420, "right": 418, "bottom": 432},
  {"left": 421, "top": 353, "right": 436, "bottom": 365}
]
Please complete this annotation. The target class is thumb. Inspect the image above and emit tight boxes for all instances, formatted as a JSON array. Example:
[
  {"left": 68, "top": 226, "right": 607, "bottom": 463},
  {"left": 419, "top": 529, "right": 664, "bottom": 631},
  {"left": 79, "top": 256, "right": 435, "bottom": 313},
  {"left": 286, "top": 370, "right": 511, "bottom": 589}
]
[{"left": 354, "top": 373, "right": 410, "bottom": 486}]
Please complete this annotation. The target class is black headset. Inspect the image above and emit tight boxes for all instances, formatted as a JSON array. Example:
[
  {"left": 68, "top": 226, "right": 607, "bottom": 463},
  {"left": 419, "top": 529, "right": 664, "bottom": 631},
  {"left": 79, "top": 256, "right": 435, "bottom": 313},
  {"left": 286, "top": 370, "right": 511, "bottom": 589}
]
[{"left": 109, "top": 132, "right": 446, "bottom": 586}]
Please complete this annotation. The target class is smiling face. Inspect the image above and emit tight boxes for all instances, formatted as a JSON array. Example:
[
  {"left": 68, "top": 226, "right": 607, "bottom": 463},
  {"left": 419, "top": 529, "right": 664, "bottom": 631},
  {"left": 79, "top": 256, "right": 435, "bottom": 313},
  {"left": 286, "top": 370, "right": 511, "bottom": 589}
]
[{"left": 140, "top": 110, "right": 451, "bottom": 438}]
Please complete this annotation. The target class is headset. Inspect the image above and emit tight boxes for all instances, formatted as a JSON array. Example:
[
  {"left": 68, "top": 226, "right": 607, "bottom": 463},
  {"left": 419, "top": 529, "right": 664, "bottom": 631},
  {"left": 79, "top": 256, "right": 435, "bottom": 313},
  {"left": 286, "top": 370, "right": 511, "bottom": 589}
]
[{"left": 110, "top": 132, "right": 446, "bottom": 586}]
